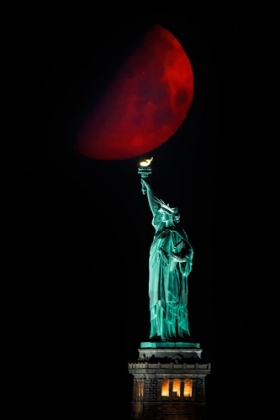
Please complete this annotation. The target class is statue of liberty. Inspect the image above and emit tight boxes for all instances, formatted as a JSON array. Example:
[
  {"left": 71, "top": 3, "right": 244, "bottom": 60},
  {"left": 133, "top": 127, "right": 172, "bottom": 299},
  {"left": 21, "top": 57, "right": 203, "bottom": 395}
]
[{"left": 141, "top": 178, "right": 194, "bottom": 342}]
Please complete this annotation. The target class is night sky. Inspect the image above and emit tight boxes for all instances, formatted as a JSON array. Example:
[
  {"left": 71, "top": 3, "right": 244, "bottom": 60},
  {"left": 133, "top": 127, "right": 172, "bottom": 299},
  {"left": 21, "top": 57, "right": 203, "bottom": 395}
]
[{"left": 16, "top": 11, "right": 259, "bottom": 419}]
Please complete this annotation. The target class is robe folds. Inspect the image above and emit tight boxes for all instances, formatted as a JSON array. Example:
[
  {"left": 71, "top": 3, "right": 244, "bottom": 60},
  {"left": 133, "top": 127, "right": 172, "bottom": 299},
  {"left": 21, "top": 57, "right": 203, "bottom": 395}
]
[{"left": 149, "top": 209, "right": 193, "bottom": 341}]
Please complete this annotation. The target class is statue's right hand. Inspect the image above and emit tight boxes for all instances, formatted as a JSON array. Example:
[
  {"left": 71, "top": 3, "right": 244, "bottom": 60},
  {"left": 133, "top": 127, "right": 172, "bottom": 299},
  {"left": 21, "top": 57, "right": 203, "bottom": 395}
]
[{"left": 141, "top": 179, "right": 150, "bottom": 189}]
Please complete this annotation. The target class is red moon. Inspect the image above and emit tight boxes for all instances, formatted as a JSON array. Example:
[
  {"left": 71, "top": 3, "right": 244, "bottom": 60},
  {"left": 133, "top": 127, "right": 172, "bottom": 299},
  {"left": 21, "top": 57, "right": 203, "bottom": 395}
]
[{"left": 75, "top": 24, "right": 194, "bottom": 160}]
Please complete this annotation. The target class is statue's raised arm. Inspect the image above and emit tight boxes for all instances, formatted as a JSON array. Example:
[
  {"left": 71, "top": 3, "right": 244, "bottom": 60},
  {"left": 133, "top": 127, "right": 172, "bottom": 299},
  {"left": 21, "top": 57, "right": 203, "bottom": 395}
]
[{"left": 141, "top": 178, "right": 159, "bottom": 216}]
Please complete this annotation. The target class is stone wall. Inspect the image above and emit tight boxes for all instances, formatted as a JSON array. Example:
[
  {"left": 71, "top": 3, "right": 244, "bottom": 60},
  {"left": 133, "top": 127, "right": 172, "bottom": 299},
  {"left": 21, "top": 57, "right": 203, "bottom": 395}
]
[{"left": 128, "top": 362, "right": 211, "bottom": 419}]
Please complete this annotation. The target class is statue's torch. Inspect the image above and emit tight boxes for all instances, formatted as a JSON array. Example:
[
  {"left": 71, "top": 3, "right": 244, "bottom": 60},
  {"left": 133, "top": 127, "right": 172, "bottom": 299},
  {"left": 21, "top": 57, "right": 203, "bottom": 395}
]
[{"left": 138, "top": 157, "right": 153, "bottom": 195}]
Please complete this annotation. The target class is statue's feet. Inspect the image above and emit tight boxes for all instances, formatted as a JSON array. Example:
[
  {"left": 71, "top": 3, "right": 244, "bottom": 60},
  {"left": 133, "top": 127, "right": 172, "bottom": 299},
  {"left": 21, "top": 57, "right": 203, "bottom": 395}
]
[{"left": 148, "top": 335, "right": 160, "bottom": 343}]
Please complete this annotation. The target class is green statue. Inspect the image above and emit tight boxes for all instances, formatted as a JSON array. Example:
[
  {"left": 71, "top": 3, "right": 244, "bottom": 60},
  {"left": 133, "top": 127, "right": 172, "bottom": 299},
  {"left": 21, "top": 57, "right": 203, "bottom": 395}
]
[{"left": 141, "top": 178, "right": 194, "bottom": 342}]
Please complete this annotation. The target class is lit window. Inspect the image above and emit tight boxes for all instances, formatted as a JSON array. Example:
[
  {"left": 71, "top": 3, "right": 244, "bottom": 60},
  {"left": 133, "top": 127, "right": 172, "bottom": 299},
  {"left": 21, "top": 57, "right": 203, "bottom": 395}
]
[
  {"left": 184, "top": 379, "right": 192, "bottom": 397},
  {"left": 172, "top": 379, "right": 181, "bottom": 397},
  {"left": 136, "top": 379, "right": 144, "bottom": 398},
  {"left": 161, "top": 379, "right": 169, "bottom": 396}
]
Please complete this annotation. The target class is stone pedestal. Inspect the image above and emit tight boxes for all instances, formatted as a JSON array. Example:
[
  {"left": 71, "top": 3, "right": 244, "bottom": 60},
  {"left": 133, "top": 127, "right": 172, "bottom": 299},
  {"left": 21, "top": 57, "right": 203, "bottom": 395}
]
[{"left": 128, "top": 343, "right": 210, "bottom": 420}]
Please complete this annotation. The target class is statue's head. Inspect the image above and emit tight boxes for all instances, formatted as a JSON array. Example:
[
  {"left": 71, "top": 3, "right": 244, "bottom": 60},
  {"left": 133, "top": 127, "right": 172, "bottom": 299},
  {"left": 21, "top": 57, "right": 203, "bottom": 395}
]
[{"left": 156, "top": 198, "right": 180, "bottom": 224}]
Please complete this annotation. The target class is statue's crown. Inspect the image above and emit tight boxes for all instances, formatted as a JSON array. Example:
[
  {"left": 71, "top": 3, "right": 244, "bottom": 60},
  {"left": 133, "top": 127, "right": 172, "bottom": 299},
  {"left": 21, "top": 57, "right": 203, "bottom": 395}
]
[{"left": 154, "top": 197, "right": 178, "bottom": 215}]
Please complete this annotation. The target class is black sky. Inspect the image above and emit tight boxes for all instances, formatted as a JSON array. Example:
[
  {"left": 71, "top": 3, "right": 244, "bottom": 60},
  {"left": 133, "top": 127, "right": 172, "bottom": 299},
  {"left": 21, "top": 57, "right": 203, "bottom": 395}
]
[{"left": 15, "top": 11, "right": 259, "bottom": 418}]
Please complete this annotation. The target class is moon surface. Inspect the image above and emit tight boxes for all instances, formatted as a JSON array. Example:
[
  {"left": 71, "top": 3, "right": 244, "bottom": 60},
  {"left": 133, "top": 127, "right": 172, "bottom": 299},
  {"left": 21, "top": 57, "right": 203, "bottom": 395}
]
[{"left": 75, "top": 24, "right": 194, "bottom": 160}]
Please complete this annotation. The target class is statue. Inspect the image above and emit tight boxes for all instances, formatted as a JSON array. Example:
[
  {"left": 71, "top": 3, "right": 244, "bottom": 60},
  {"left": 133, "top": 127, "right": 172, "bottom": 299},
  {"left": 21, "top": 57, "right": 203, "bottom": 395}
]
[{"left": 139, "top": 169, "right": 194, "bottom": 342}]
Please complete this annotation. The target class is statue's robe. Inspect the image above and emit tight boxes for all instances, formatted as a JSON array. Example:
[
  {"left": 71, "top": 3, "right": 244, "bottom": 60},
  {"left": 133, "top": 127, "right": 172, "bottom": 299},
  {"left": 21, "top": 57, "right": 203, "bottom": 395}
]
[{"left": 149, "top": 209, "right": 193, "bottom": 341}]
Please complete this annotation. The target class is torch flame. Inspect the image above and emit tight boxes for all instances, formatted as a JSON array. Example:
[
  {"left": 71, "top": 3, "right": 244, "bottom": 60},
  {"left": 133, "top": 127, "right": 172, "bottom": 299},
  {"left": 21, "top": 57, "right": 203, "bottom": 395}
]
[{"left": 140, "top": 157, "right": 153, "bottom": 167}]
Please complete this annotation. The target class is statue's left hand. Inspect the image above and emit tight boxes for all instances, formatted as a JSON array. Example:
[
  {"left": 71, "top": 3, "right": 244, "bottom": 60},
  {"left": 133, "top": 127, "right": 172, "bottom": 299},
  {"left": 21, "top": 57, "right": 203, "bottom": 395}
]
[{"left": 171, "top": 252, "right": 186, "bottom": 263}]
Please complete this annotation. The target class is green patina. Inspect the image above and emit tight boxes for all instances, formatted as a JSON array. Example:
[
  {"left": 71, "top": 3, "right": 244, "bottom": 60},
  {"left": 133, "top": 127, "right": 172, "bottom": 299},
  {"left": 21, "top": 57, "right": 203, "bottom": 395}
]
[{"left": 140, "top": 176, "right": 194, "bottom": 342}]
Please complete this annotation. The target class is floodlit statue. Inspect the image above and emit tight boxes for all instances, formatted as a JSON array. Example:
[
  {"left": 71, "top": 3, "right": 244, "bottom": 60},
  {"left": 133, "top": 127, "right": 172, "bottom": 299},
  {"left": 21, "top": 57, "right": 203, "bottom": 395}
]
[{"left": 139, "top": 162, "right": 194, "bottom": 342}]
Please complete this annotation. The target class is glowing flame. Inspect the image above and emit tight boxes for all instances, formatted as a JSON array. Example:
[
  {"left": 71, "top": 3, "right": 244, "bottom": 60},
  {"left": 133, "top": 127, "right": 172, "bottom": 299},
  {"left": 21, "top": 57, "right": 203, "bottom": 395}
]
[{"left": 139, "top": 157, "right": 153, "bottom": 167}]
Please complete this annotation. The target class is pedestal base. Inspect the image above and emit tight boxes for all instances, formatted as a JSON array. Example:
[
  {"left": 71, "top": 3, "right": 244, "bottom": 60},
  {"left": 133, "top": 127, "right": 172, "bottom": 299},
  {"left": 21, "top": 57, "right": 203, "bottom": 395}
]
[{"left": 128, "top": 348, "right": 210, "bottom": 419}]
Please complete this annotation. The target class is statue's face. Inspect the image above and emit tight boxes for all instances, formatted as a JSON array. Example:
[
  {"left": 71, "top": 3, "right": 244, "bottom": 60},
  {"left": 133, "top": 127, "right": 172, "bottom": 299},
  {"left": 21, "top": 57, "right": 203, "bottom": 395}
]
[{"left": 159, "top": 209, "right": 172, "bottom": 222}]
